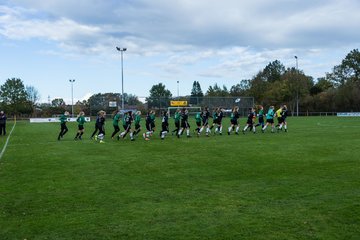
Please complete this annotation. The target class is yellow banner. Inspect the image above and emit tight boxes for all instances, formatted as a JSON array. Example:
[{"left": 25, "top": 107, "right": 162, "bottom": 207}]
[{"left": 170, "top": 101, "right": 188, "bottom": 107}]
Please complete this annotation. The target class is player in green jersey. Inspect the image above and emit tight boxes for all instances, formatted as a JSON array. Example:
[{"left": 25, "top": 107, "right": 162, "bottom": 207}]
[
  {"left": 171, "top": 109, "right": 181, "bottom": 135},
  {"left": 57, "top": 111, "right": 69, "bottom": 140},
  {"left": 111, "top": 110, "right": 121, "bottom": 139},
  {"left": 254, "top": 105, "right": 265, "bottom": 129},
  {"left": 74, "top": 111, "right": 86, "bottom": 140},
  {"left": 133, "top": 111, "right": 142, "bottom": 137},
  {"left": 262, "top": 106, "right": 275, "bottom": 133},
  {"left": 194, "top": 111, "right": 202, "bottom": 134}
]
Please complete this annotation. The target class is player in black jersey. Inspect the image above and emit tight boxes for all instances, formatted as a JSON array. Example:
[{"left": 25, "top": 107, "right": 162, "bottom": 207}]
[
  {"left": 119, "top": 111, "right": 134, "bottom": 141},
  {"left": 242, "top": 108, "right": 256, "bottom": 134},
  {"left": 160, "top": 111, "right": 169, "bottom": 140},
  {"left": 198, "top": 107, "right": 210, "bottom": 136},
  {"left": 177, "top": 108, "right": 191, "bottom": 138},
  {"left": 228, "top": 107, "right": 240, "bottom": 135}
]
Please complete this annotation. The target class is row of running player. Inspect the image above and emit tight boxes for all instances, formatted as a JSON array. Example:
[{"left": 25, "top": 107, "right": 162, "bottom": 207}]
[{"left": 57, "top": 105, "right": 288, "bottom": 143}]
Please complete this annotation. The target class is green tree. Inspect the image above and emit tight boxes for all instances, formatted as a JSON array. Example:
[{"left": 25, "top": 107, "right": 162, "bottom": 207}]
[
  {"left": 146, "top": 83, "right": 172, "bottom": 109},
  {"left": 327, "top": 49, "right": 360, "bottom": 86},
  {"left": 263, "top": 60, "right": 286, "bottom": 83},
  {"left": 206, "top": 84, "right": 229, "bottom": 96},
  {"left": 190, "top": 81, "right": 204, "bottom": 105},
  {"left": 52, "top": 98, "right": 66, "bottom": 107},
  {"left": 0, "top": 78, "right": 31, "bottom": 114}
]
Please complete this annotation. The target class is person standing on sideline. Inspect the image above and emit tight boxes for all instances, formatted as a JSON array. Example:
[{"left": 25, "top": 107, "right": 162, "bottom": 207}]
[
  {"left": 58, "top": 111, "right": 69, "bottom": 140},
  {"left": 0, "top": 111, "right": 7, "bottom": 136},
  {"left": 74, "top": 111, "right": 86, "bottom": 140}
]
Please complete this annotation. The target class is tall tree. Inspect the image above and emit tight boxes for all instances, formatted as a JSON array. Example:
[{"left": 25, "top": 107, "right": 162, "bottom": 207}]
[
  {"left": 190, "top": 81, "right": 204, "bottom": 105},
  {"left": 263, "top": 60, "right": 286, "bottom": 83},
  {"left": 26, "top": 85, "right": 40, "bottom": 106},
  {"left": 146, "top": 83, "right": 172, "bottom": 109},
  {"left": 0, "top": 78, "right": 30, "bottom": 114},
  {"left": 327, "top": 49, "right": 360, "bottom": 86},
  {"left": 51, "top": 98, "right": 66, "bottom": 107}
]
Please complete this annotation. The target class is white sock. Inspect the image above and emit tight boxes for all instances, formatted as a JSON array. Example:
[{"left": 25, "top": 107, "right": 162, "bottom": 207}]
[
  {"left": 186, "top": 129, "right": 190, "bottom": 136},
  {"left": 236, "top": 126, "right": 239, "bottom": 133},
  {"left": 178, "top": 129, "right": 183, "bottom": 135}
]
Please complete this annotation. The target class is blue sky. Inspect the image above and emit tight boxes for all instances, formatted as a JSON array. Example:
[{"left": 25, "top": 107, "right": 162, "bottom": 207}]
[{"left": 0, "top": 0, "right": 359, "bottom": 104}]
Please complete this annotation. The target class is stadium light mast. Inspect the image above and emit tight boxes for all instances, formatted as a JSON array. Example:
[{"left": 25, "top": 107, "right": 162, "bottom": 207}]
[
  {"left": 295, "top": 56, "right": 299, "bottom": 117},
  {"left": 116, "top": 47, "right": 127, "bottom": 110},
  {"left": 177, "top": 80, "right": 179, "bottom": 99},
  {"left": 69, "top": 79, "right": 75, "bottom": 117}
]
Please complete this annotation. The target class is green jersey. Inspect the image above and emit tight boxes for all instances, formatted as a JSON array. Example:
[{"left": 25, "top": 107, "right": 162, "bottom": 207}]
[
  {"left": 150, "top": 113, "right": 156, "bottom": 122},
  {"left": 195, "top": 112, "right": 201, "bottom": 123},
  {"left": 266, "top": 109, "right": 275, "bottom": 120},
  {"left": 113, "top": 113, "right": 120, "bottom": 126},
  {"left": 258, "top": 109, "right": 264, "bottom": 118},
  {"left": 59, "top": 114, "right": 68, "bottom": 124},
  {"left": 134, "top": 115, "right": 141, "bottom": 125},
  {"left": 174, "top": 112, "right": 180, "bottom": 123},
  {"left": 77, "top": 116, "right": 86, "bottom": 126},
  {"left": 212, "top": 112, "right": 218, "bottom": 120}
]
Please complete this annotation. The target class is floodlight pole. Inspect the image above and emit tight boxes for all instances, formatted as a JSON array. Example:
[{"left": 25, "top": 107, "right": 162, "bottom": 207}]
[
  {"left": 295, "top": 56, "right": 299, "bottom": 117},
  {"left": 69, "top": 79, "right": 75, "bottom": 117},
  {"left": 116, "top": 47, "right": 127, "bottom": 110},
  {"left": 177, "top": 81, "right": 179, "bottom": 99}
]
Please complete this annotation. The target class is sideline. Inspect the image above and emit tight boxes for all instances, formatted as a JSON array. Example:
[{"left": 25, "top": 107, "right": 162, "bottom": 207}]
[{"left": 0, "top": 117, "right": 17, "bottom": 160}]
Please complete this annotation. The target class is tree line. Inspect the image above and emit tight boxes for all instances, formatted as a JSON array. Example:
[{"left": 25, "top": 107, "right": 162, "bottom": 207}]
[{"left": 1, "top": 49, "right": 359, "bottom": 117}]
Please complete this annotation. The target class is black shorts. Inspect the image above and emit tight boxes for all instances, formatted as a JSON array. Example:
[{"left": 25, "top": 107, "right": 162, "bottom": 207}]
[
  {"left": 277, "top": 117, "right": 283, "bottom": 124},
  {"left": 78, "top": 125, "right": 84, "bottom": 131},
  {"left": 161, "top": 123, "right": 169, "bottom": 132},
  {"left": 258, "top": 117, "right": 264, "bottom": 124},
  {"left": 181, "top": 120, "right": 190, "bottom": 128},
  {"left": 146, "top": 122, "right": 152, "bottom": 131},
  {"left": 202, "top": 119, "right": 208, "bottom": 126},
  {"left": 123, "top": 124, "right": 131, "bottom": 131},
  {"left": 175, "top": 121, "right": 180, "bottom": 128},
  {"left": 135, "top": 123, "right": 140, "bottom": 130},
  {"left": 196, "top": 121, "right": 201, "bottom": 127},
  {"left": 266, "top": 119, "right": 274, "bottom": 124},
  {"left": 61, "top": 123, "right": 68, "bottom": 131},
  {"left": 230, "top": 119, "right": 238, "bottom": 125},
  {"left": 246, "top": 119, "right": 253, "bottom": 125}
]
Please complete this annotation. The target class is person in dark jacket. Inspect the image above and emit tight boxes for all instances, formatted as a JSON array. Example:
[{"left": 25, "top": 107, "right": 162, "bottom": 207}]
[{"left": 0, "top": 111, "right": 7, "bottom": 136}]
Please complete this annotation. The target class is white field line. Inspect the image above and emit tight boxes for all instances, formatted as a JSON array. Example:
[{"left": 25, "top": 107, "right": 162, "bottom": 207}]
[{"left": 0, "top": 119, "right": 17, "bottom": 160}]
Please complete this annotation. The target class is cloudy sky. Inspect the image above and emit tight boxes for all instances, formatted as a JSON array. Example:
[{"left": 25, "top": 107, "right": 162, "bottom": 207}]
[{"left": 0, "top": 0, "right": 359, "bottom": 103}]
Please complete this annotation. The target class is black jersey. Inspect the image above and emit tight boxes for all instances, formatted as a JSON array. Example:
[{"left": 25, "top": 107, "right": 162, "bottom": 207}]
[
  {"left": 96, "top": 116, "right": 105, "bottom": 126},
  {"left": 217, "top": 111, "right": 224, "bottom": 123},
  {"left": 201, "top": 110, "right": 210, "bottom": 124},
  {"left": 162, "top": 115, "right": 169, "bottom": 126},
  {"left": 247, "top": 111, "right": 255, "bottom": 124}
]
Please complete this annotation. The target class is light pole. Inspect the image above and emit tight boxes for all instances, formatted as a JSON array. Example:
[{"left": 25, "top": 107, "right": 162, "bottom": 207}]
[
  {"left": 294, "top": 56, "right": 299, "bottom": 117},
  {"left": 177, "top": 81, "right": 179, "bottom": 99},
  {"left": 69, "top": 79, "right": 75, "bottom": 117},
  {"left": 116, "top": 47, "right": 127, "bottom": 110}
]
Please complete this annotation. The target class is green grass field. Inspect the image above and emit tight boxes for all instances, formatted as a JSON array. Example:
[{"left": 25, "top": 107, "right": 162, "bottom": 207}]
[{"left": 0, "top": 117, "right": 359, "bottom": 239}]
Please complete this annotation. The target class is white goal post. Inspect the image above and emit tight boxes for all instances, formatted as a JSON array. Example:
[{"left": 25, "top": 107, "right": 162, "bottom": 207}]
[{"left": 167, "top": 106, "right": 202, "bottom": 117}]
